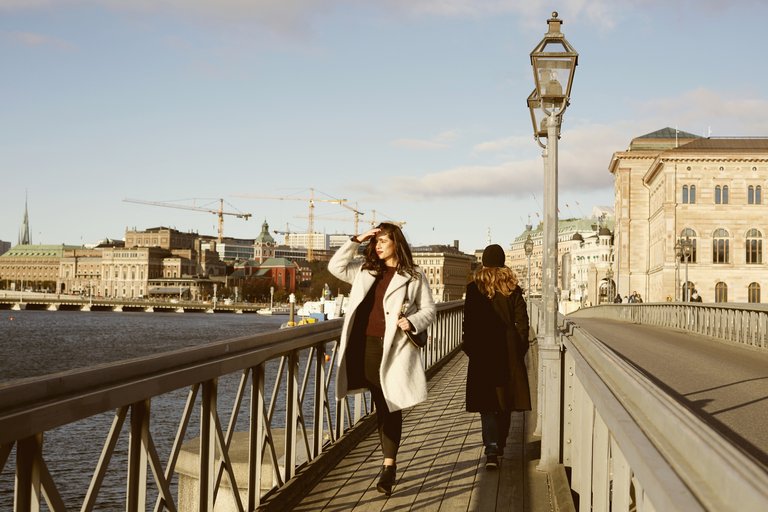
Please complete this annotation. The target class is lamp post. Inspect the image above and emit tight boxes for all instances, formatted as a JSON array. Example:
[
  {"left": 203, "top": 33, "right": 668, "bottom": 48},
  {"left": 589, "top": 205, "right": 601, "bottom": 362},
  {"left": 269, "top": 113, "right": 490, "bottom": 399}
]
[
  {"left": 605, "top": 266, "right": 614, "bottom": 303},
  {"left": 528, "top": 11, "right": 578, "bottom": 469},
  {"left": 682, "top": 236, "right": 692, "bottom": 301},
  {"left": 674, "top": 241, "right": 682, "bottom": 302},
  {"left": 524, "top": 233, "right": 534, "bottom": 317}
]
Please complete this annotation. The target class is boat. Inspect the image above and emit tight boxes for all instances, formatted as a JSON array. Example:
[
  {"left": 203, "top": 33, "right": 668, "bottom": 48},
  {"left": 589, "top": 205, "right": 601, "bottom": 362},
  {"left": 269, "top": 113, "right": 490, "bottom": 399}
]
[
  {"left": 257, "top": 306, "right": 290, "bottom": 316},
  {"left": 296, "top": 296, "right": 346, "bottom": 320}
]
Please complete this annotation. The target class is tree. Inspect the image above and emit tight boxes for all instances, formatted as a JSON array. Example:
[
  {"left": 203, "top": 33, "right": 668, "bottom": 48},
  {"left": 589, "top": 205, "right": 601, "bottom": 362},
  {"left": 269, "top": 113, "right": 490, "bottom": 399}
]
[{"left": 304, "top": 261, "right": 351, "bottom": 299}]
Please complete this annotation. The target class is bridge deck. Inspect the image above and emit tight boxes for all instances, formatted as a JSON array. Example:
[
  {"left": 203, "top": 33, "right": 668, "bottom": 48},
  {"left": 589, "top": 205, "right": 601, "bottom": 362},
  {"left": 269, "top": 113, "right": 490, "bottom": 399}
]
[{"left": 292, "top": 352, "right": 553, "bottom": 512}]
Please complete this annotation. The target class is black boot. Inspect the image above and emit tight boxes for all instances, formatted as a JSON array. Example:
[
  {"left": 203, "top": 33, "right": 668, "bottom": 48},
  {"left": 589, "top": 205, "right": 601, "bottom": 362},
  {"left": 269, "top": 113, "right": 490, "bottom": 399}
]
[{"left": 377, "top": 464, "right": 396, "bottom": 495}]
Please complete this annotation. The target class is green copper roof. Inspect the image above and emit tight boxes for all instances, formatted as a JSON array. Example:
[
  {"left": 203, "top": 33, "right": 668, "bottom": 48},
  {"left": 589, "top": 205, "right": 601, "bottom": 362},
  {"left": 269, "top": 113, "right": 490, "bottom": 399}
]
[
  {"left": 629, "top": 127, "right": 701, "bottom": 151},
  {"left": 0, "top": 244, "right": 81, "bottom": 258},
  {"left": 255, "top": 220, "right": 276, "bottom": 244}
]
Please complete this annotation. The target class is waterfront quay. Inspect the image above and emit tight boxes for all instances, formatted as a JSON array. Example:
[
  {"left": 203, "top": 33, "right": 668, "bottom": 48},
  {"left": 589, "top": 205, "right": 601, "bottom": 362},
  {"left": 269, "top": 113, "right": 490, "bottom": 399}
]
[{"left": 0, "top": 291, "right": 269, "bottom": 314}]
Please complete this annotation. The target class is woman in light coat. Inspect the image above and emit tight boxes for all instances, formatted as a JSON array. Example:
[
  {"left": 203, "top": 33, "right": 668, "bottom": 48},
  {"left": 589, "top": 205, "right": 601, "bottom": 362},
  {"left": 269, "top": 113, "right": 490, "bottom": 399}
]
[{"left": 328, "top": 222, "right": 435, "bottom": 495}]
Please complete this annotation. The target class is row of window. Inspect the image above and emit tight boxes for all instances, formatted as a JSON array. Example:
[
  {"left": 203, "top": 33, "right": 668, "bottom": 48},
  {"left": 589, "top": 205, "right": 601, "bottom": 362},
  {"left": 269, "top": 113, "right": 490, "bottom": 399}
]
[
  {"left": 678, "top": 228, "right": 767, "bottom": 264},
  {"left": 684, "top": 282, "right": 762, "bottom": 303},
  {"left": 682, "top": 185, "right": 763, "bottom": 204}
]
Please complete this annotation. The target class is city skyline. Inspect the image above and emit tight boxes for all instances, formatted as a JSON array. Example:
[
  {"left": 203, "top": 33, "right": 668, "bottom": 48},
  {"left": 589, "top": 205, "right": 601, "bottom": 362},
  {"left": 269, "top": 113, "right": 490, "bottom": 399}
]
[{"left": 3, "top": 1, "right": 768, "bottom": 251}]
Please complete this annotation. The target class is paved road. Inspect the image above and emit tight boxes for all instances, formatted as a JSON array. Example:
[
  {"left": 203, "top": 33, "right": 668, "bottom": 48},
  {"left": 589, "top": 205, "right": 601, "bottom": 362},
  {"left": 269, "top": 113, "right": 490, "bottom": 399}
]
[{"left": 570, "top": 317, "right": 768, "bottom": 468}]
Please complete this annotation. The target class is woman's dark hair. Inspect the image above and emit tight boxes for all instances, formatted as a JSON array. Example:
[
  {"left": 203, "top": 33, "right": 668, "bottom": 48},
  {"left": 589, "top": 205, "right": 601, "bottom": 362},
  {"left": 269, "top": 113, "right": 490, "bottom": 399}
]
[{"left": 361, "top": 222, "right": 418, "bottom": 278}]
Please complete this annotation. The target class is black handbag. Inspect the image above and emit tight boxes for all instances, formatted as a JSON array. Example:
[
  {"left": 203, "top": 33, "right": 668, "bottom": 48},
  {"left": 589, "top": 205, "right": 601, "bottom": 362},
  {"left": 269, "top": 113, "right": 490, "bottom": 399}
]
[
  {"left": 402, "top": 320, "right": 428, "bottom": 348},
  {"left": 401, "top": 287, "right": 428, "bottom": 348}
]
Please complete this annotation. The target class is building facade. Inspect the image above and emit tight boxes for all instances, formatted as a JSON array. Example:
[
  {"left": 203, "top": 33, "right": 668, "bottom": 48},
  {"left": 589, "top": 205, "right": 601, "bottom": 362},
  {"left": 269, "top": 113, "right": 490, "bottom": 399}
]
[
  {"left": 610, "top": 127, "right": 768, "bottom": 303},
  {"left": 507, "top": 210, "right": 615, "bottom": 307},
  {"left": 412, "top": 243, "right": 475, "bottom": 302}
]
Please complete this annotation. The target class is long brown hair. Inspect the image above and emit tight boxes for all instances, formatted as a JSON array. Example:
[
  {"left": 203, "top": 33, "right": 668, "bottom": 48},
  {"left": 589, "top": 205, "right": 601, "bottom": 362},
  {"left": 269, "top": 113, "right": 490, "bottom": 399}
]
[
  {"left": 473, "top": 266, "right": 519, "bottom": 299},
  {"left": 361, "top": 222, "right": 418, "bottom": 278}
]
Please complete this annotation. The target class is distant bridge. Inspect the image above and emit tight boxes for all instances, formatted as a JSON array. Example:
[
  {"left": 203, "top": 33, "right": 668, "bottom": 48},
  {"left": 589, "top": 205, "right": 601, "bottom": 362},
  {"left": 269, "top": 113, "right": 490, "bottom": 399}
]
[{"left": 0, "top": 292, "right": 267, "bottom": 314}]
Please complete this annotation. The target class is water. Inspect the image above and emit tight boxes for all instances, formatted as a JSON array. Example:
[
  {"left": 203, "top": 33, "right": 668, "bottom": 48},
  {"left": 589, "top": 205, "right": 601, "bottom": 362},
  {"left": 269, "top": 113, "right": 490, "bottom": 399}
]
[
  {"left": 0, "top": 309, "right": 286, "bottom": 382},
  {"left": 0, "top": 309, "right": 295, "bottom": 510}
]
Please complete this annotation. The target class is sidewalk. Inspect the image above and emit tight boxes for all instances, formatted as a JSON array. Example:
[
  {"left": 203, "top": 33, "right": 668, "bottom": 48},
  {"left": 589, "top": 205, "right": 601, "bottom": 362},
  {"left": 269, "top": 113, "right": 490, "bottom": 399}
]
[{"left": 282, "top": 344, "right": 573, "bottom": 511}]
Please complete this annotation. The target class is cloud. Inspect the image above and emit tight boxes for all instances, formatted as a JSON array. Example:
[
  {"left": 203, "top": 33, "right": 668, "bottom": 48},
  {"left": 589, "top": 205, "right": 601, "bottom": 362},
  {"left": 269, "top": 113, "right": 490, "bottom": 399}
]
[
  {"left": 2, "top": 30, "right": 75, "bottom": 50},
  {"left": 473, "top": 135, "right": 532, "bottom": 153},
  {"left": 392, "top": 130, "right": 459, "bottom": 150},
  {"left": 636, "top": 88, "right": 768, "bottom": 136}
]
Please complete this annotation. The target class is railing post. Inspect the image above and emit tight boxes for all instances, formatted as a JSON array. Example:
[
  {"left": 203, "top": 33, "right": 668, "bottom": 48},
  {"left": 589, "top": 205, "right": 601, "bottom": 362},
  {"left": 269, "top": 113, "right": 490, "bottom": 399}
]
[
  {"left": 199, "top": 380, "right": 217, "bottom": 512},
  {"left": 15, "top": 435, "right": 42, "bottom": 512},
  {"left": 248, "top": 366, "right": 265, "bottom": 510},
  {"left": 127, "top": 401, "right": 149, "bottom": 512}
]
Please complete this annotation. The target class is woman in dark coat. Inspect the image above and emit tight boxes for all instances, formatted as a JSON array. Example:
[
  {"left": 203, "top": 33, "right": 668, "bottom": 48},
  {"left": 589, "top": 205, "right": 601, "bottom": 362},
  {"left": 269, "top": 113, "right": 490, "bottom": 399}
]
[{"left": 462, "top": 244, "right": 531, "bottom": 469}]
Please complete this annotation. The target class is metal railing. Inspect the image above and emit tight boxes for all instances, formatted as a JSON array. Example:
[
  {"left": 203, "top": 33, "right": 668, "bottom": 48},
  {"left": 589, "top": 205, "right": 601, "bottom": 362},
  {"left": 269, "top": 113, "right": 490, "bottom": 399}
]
[
  {"left": 558, "top": 304, "right": 768, "bottom": 511},
  {"left": 0, "top": 300, "right": 464, "bottom": 511},
  {"left": 573, "top": 302, "right": 768, "bottom": 350}
]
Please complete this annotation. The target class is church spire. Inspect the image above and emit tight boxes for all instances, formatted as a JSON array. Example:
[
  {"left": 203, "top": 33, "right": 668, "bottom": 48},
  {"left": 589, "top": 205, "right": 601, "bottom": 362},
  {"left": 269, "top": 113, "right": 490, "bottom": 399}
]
[{"left": 18, "top": 194, "right": 31, "bottom": 245}]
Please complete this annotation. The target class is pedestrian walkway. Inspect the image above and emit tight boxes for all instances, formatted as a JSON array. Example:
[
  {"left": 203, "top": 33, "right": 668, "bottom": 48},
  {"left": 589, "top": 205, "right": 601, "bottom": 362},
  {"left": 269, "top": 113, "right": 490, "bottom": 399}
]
[{"left": 287, "top": 350, "right": 562, "bottom": 511}]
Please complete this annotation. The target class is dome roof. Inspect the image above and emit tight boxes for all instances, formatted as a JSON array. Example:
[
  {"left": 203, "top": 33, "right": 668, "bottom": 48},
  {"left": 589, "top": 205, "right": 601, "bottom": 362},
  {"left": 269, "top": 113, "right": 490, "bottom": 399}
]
[
  {"left": 571, "top": 233, "right": 584, "bottom": 242},
  {"left": 598, "top": 227, "right": 612, "bottom": 236}
]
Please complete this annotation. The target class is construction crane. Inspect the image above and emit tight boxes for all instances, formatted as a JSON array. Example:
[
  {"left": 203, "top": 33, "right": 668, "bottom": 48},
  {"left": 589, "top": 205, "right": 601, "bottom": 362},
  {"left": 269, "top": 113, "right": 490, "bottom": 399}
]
[
  {"left": 235, "top": 188, "right": 349, "bottom": 261},
  {"left": 123, "top": 198, "right": 252, "bottom": 242},
  {"left": 339, "top": 202, "right": 365, "bottom": 235},
  {"left": 369, "top": 209, "right": 406, "bottom": 228}
]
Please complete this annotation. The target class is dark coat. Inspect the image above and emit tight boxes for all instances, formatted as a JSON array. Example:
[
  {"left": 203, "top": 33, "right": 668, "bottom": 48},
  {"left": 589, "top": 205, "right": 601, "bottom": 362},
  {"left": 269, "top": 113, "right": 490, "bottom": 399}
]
[{"left": 462, "top": 282, "right": 532, "bottom": 413}]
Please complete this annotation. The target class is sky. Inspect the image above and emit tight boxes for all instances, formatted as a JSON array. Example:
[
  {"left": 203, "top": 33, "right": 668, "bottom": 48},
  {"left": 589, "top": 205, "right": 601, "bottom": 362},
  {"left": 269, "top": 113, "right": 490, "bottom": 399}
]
[{"left": 3, "top": 0, "right": 768, "bottom": 253}]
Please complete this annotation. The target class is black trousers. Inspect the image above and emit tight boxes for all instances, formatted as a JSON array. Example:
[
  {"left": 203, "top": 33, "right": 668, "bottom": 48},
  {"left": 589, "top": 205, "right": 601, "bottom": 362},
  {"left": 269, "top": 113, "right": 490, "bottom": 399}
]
[{"left": 364, "top": 335, "right": 402, "bottom": 459}]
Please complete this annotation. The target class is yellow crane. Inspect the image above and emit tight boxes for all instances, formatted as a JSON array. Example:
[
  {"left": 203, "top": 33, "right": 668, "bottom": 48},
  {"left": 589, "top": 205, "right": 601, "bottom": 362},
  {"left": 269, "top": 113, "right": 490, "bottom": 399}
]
[
  {"left": 369, "top": 209, "right": 406, "bottom": 228},
  {"left": 123, "top": 198, "right": 252, "bottom": 242},
  {"left": 234, "top": 188, "right": 350, "bottom": 261}
]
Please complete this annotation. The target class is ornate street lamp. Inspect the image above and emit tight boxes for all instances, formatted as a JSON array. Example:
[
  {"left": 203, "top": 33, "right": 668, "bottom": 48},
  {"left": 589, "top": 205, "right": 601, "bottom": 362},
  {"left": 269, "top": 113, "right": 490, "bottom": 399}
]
[
  {"left": 605, "top": 266, "right": 614, "bottom": 303},
  {"left": 674, "top": 241, "right": 682, "bottom": 301},
  {"left": 682, "top": 236, "right": 692, "bottom": 301},
  {"left": 528, "top": 11, "right": 577, "bottom": 469},
  {"left": 524, "top": 233, "right": 534, "bottom": 317}
]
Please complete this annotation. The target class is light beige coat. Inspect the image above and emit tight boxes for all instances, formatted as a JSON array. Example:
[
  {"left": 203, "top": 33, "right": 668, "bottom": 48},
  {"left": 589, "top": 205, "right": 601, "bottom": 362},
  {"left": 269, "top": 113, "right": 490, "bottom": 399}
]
[{"left": 328, "top": 239, "right": 436, "bottom": 411}]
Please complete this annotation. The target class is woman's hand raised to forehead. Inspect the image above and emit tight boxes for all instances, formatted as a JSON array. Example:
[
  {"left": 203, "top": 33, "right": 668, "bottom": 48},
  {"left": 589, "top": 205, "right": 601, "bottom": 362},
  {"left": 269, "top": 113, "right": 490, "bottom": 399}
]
[{"left": 356, "top": 228, "right": 381, "bottom": 243}]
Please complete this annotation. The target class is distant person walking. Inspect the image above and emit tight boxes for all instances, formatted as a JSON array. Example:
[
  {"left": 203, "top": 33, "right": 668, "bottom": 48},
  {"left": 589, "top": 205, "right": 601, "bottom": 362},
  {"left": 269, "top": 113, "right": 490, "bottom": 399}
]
[
  {"left": 462, "top": 244, "right": 531, "bottom": 470},
  {"left": 613, "top": 293, "right": 622, "bottom": 303},
  {"left": 691, "top": 289, "right": 703, "bottom": 302},
  {"left": 328, "top": 222, "right": 435, "bottom": 495}
]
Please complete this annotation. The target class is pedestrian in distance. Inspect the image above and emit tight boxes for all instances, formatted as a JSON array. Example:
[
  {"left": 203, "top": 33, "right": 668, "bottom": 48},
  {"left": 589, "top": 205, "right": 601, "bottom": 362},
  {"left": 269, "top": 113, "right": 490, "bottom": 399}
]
[
  {"left": 328, "top": 222, "right": 436, "bottom": 496},
  {"left": 613, "top": 293, "right": 622, "bottom": 303},
  {"left": 691, "top": 289, "right": 703, "bottom": 302},
  {"left": 462, "top": 244, "right": 532, "bottom": 470}
]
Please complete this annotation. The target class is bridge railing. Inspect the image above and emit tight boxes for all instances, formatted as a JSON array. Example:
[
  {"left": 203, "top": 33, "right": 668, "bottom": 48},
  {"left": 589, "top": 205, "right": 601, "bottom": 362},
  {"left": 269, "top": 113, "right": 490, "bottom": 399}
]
[
  {"left": 557, "top": 304, "right": 768, "bottom": 511},
  {"left": 573, "top": 302, "right": 768, "bottom": 350},
  {"left": 0, "top": 300, "right": 464, "bottom": 511}
]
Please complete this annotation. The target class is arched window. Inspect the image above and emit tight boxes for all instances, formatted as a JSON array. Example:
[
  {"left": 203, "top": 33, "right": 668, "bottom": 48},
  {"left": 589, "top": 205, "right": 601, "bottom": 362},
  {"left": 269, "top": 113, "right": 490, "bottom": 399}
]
[
  {"left": 682, "top": 185, "right": 689, "bottom": 204},
  {"left": 715, "top": 282, "right": 728, "bottom": 303},
  {"left": 680, "top": 228, "right": 698, "bottom": 263},
  {"left": 690, "top": 184, "right": 696, "bottom": 203},
  {"left": 757, "top": 185, "right": 762, "bottom": 204},
  {"left": 746, "top": 228, "right": 762, "bottom": 264},
  {"left": 748, "top": 282, "right": 761, "bottom": 303},
  {"left": 723, "top": 185, "right": 729, "bottom": 204},
  {"left": 713, "top": 228, "right": 729, "bottom": 263}
]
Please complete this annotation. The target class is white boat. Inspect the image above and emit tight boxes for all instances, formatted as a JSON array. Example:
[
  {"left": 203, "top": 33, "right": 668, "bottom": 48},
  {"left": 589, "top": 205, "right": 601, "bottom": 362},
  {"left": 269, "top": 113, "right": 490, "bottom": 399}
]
[
  {"left": 257, "top": 306, "right": 290, "bottom": 316},
  {"left": 297, "top": 296, "right": 346, "bottom": 320}
]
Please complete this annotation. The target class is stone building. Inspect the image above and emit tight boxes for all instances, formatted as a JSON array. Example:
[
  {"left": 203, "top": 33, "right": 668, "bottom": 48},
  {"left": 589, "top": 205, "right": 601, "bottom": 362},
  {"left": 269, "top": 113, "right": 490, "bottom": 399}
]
[
  {"left": 507, "top": 210, "right": 615, "bottom": 307},
  {"left": 610, "top": 127, "right": 768, "bottom": 303},
  {"left": 0, "top": 244, "right": 79, "bottom": 291},
  {"left": 412, "top": 242, "right": 475, "bottom": 302}
]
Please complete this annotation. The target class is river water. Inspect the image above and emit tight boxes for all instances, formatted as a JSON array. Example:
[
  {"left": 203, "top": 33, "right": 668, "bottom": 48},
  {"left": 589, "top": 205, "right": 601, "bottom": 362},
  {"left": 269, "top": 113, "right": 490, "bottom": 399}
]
[{"left": 0, "top": 309, "right": 302, "bottom": 510}]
